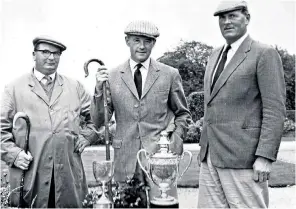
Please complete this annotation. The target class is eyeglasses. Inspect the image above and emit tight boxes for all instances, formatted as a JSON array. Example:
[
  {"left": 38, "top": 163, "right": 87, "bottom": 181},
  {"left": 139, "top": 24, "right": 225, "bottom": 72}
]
[{"left": 35, "top": 50, "right": 62, "bottom": 58}]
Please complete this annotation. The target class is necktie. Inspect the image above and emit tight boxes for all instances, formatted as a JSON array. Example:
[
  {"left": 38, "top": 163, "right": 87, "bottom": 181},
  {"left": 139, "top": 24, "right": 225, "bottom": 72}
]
[
  {"left": 211, "top": 45, "right": 231, "bottom": 92},
  {"left": 134, "top": 63, "right": 142, "bottom": 98},
  {"left": 42, "top": 75, "right": 54, "bottom": 98}
]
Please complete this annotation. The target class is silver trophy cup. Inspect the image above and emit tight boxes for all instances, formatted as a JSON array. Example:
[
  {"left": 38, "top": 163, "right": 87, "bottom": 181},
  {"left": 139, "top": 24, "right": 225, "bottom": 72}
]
[
  {"left": 137, "top": 131, "right": 192, "bottom": 206},
  {"left": 92, "top": 160, "right": 114, "bottom": 208}
]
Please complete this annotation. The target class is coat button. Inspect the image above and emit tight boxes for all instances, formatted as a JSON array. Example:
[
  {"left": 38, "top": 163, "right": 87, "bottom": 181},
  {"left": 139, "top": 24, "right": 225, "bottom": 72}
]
[
  {"left": 49, "top": 156, "right": 52, "bottom": 160},
  {"left": 45, "top": 181, "right": 49, "bottom": 185},
  {"left": 134, "top": 104, "right": 139, "bottom": 108}
]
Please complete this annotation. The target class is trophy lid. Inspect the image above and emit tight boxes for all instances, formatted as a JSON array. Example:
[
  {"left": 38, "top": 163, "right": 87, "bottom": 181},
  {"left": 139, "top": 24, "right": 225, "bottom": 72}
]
[{"left": 152, "top": 131, "right": 177, "bottom": 159}]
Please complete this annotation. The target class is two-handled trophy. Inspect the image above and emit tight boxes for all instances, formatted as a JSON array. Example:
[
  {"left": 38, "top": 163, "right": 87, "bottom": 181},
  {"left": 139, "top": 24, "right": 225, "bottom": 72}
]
[
  {"left": 84, "top": 59, "right": 114, "bottom": 208},
  {"left": 137, "top": 131, "right": 192, "bottom": 207}
]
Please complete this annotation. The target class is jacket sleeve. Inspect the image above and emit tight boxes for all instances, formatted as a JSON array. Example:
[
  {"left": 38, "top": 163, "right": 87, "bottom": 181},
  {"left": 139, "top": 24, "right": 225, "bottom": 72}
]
[
  {"left": 255, "top": 47, "right": 286, "bottom": 161},
  {"left": 1, "top": 86, "right": 23, "bottom": 167},
  {"left": 168, "top": 69, "right": 192, "bottom": 154},
  {"left": 90, "top": 82, "right": 114, "bottom": 130},
  {"left": 76, "top": 81, "right": 100, "bottom": 145}
]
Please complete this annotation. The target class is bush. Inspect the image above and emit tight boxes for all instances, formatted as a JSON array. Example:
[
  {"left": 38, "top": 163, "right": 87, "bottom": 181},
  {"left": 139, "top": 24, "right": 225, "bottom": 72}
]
[
  {"left": 83, "top": 178, "right": 148, "bottom": 208},
  {"left": 185, "top": 117, "right": 203, "bottom": 143},
  {"left": 187, "top": 91, "right": 204, "bottom": 122},
  {"left": 283, "top": 117, "right": 296, "bottom": 134},
  {"left": 286, "top": 110, "right": 295, "bottom": 122}
]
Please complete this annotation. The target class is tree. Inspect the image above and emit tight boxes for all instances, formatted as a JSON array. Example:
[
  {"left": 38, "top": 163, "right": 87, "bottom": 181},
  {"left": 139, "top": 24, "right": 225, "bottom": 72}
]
[
  {"left": 157, "top": 41, "right": 213, "bottom": 96},
  {"left": 276, "top": 46, "right": 295, "bottom": 110}
]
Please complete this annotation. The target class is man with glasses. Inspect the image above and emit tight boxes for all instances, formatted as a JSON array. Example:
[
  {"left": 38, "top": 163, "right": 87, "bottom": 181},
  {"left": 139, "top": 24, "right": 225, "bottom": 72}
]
[{"left": 1, "top": 36, "right": 97, "bottom": 207}]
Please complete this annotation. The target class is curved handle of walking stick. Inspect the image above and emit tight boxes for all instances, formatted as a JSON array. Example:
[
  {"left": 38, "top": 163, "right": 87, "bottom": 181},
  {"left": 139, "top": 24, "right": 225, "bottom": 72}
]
[
  {"left": 83, "top": 58, "right": 105, "bottom": 77},
  {"left": 13, "top": 112, "right": 31, "bottom": 154}
]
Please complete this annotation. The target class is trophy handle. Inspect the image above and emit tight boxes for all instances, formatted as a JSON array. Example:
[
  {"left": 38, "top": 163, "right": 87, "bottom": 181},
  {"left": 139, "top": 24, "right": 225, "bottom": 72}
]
[
  {"left": 137, "top": 149, "right": 152, "bottom": 181},
  {"left": 178, "top": 150, "right": 193, "bottom": 180}
]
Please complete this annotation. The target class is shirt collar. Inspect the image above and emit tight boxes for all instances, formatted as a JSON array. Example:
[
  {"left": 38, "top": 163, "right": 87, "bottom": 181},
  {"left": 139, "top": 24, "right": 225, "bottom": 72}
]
[
  {"left": 226, "top": 32, "right": 248, "bottom": 52},
  {"left": 129, "top": 57, "right": 151, "bottom": 71},
  {"left": 33, "top": 68, "right": 56, "bottom": 81}
]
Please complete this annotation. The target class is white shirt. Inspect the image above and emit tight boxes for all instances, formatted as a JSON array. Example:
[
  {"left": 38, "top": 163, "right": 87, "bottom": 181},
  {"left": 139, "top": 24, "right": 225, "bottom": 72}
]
[
  {"left": 211, "top": 32, "right": 249, "bottom": 84},
  {"left": 129, "top": 57, "right": 150, "bottom": 92},
  {"left": 34, "top": 69, "right": 56, "bottom": 84}
]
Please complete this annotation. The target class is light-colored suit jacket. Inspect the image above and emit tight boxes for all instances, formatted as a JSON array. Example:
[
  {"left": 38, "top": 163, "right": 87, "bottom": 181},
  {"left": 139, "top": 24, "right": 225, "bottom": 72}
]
[
  {"left": 1, "top": 72, "right": 97, "bottom": 207},
  {"left": 200, "top": 36, "right": 286, "bottom": 168},
  {"left": 91, "top": 59, "right": 191, "bottom": 181}
]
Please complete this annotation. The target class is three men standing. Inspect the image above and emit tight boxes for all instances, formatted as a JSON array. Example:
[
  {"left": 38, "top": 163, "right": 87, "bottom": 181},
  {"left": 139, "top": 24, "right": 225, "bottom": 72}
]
[{"left": 198, "top": 1, "right": 286, "bottom": 208}]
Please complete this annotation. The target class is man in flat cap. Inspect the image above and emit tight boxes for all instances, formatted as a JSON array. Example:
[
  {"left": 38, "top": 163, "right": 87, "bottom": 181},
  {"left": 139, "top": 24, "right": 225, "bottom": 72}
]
[
  {"left": 91, "top": 20, "right": 191, "bottom": 207},
  {"left": 198, "top": 1, "right": 286, "bottom": 208},
  {"left": 1, "top": 36, "right": 97, "bottom": 208}
]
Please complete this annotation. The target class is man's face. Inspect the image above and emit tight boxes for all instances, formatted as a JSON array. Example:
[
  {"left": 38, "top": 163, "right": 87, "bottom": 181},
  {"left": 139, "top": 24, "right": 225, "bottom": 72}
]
[
  {"left": 125, "top": 35, "right": 155, "bottom": 63},
  {"left": 219, "top": 10, "right": 249, "bottom": 44},
  {"left": 33, "top": 43, "right": 61, "bottom": 75}
]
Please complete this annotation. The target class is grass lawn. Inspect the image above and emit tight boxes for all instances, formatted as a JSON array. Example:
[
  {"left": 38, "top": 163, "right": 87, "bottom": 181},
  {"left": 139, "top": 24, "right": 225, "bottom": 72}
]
[
  {"left": 1, "top": 144, "right": 295, "bottom": 188},
  {"left": 81, "top": 149, "right": 295, "bottom": 188}
]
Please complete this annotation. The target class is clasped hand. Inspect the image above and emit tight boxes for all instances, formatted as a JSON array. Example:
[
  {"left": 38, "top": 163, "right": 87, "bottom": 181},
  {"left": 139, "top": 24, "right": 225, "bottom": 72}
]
[
  {"left": 253, "top": 156, "right": 272, "bottom": 182},
  {"left": 14, "top": 150, "right": 33, "bottom": 170}
]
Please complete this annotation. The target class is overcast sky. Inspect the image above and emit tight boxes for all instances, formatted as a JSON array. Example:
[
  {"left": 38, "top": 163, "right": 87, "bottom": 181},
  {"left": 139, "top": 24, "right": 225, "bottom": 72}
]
[{"left": 0, "top": 0, "right": 295, "bottom": 93}]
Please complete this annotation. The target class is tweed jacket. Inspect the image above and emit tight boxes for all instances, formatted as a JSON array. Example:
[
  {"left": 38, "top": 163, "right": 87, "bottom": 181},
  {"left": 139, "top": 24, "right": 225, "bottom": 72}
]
[
  {"left": 199, "top": 36, "right": 286, "bottom": 168},
  {"left": 1, "top": 72, "right": 97, "bottom": 207},
  {"left": 91, "top": 58, "right": 191, "bottom": 182}
]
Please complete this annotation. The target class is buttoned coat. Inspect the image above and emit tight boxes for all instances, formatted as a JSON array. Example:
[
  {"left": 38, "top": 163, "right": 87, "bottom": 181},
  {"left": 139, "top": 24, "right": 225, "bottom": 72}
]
[
  {"left": 1, "top": 72, "right": 97, "bottom": 207},
  {"left": 199, "top": 36, "right": 286, "bottom": 168},
  {"left": 91, "top": 59, "right": 191, "bottom": 182}
]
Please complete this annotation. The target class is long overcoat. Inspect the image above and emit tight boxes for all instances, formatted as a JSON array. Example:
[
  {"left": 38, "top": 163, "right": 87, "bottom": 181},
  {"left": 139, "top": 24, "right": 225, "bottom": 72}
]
[{"left": 1, "top": 72, "right": 97, "bottom": 208}]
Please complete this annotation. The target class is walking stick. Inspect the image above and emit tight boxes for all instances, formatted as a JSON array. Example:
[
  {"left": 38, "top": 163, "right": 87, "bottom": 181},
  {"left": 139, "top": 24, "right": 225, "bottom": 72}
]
[
  {"left": 84, "top": 58, "right": 111, "bottom": 160},
  {"left": 13, "top": 112, "right": 31, "bottom": 208},
  {"left": 84, "top": 59, "right": 113, "bottom": 199}
]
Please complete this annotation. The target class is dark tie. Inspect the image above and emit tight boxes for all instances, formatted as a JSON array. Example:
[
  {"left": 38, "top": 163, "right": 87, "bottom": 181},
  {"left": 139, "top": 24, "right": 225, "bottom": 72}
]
[
  {"left": 134, "top": 63, "right": 142, "bottom": 98},
  {"left": 211, "top": 45, "right": 231, "bottom": 92}
]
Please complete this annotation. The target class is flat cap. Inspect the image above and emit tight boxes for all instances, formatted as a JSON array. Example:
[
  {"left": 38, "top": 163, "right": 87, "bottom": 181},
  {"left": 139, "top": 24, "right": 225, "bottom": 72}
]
[
  {"left": 124, "top": 20, "right": 160, "bottom": 39},
  {"left": 214, "top": 0, "right": 248, "bottom": 16},
  {"left": 33, "top": 36, "right": 67, "bottom": 51}
]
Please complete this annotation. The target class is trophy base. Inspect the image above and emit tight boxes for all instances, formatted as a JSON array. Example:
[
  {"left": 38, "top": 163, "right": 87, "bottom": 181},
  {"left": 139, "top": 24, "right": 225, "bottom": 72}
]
[
  {"left": 93, "top": 202, "right": 113, "bottom": 209},
  {"left": 150, "top": 202, "right": 179, "bottom": 208},
  {"left": 150, "top": 197, "right": 179, "bottom": 208}
]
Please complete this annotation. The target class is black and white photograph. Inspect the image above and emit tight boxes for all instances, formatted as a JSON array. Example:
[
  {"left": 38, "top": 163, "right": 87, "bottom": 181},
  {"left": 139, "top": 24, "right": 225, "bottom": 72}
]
[{"left": 1, "top": 0, "right": 295, "bottom": 208}]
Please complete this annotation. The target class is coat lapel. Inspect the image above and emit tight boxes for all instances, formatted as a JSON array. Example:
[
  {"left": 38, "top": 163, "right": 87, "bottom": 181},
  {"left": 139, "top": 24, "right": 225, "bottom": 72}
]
[
  {"left": 142, "top": 59, "right": 160, "bottom": 99},
  {"left": 209, "top": 36, "right": 252, "bottom": 103},
  {"left": 205, "top": 47, "right": 223, "bottom": 102},
  {"left": 120, "top": 61, "right": 139, "bottom": 99},
  {"left": 28, "top": 73, "right": 50, "bottom": 106},
  {"left": 50, "top": 74, "right": 64, "bottom": 106}
]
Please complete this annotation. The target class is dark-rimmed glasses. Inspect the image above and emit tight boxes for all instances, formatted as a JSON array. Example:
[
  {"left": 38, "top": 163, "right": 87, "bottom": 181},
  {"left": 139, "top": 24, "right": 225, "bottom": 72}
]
[{"left": 35, "top": 50, "right": 62, "bottom": 58}]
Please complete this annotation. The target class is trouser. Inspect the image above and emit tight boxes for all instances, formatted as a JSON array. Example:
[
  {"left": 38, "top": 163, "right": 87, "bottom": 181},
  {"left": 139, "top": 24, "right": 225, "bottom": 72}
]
[{"left": 197, "top": 151, "right": 269, "bottom": 208}]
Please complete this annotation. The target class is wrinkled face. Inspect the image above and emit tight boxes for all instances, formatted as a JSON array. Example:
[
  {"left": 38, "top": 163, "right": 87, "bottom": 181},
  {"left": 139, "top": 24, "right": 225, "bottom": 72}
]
[
  {"left": 125, "top": 35, "right": 155, "bottom": 63},
  {"left": 33, "top": 43, "right": 61, "bottom": 75},
  {"left": 219, "top": 10, "right": 249, "bottom": 44}
]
